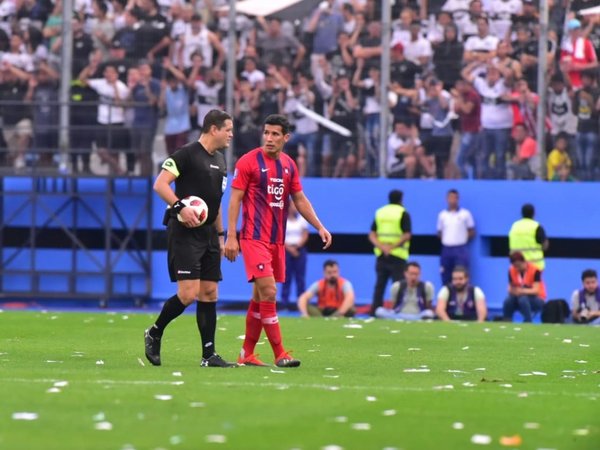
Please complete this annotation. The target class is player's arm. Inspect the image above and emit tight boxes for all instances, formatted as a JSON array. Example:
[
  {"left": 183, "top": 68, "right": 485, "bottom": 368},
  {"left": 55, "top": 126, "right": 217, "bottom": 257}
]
[
  {"left": 297, "top": 286, "right": 316, "bottom": 318},
  {"left": 475, "top": 288, "right": 487, "bottom": 323},
  {"left": 335, "top": 282, "right": 355, "bottom": 317},
  {"left": 435, "top": 287, "right": 451, "bottom": 321},
  {"left": 291, "top": 191, "right": 332, "bottom": 249},
  {"left": 224, "top": 187, "right": 244, "bottom": 262},
  {"left": 215, "top": 205, "right": 225, "bottom": 253}
]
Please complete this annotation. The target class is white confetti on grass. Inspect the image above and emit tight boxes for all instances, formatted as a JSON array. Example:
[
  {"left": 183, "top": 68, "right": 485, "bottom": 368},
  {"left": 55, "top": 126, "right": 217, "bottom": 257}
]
[
  {"left": 573, "top": 429, "right": 589, "bottom": 436},
  {"left": 462, "top": 382, "right": 476, "bottom": 387},
  {"left": 471, "top": 434, "right": 492, "bottom": 445},
  {"left": 137, "top": 358, "right": 145, "bottom": 367},
  {"left": 92, "top": 412, "right": 105, "bottom": 421},
  {"left": 96, "top": 360, "right": 104, "bottom": 365},
  {"left": 172, "top": 372, "right": 182, "bottom": 377},
  {"left": 524, "top": 422, "right": 540, "bottom": 429},
  {"left": 205, "top": 434, "right": 227, "bottom": 443},
  {"left": 169, "top": 435, "right": 183, "bottom": 445},
  {"left": 328, "top": 386, "right": 340, "bottom": 391},
  {"left": 46, "top": 387, "right": 61, "bottom": 393},
  {"left": 351, "top": 423, "right": 371, "bottom": 431},
  {"left": 121, "top": 315, "right": 129, "bottom": 320},
  {"left": 579, "top": 344, "right": 590, "bottom": 347},
  {"left": 407, "top": 348, "right": 421, "bottom": 351},
  {"left": 322, "top": 446, "right": 344, "bottom": 450},
  {"left": 433, "top": 385, "right": 454, "bottom": 390},
  {"left": 343, "top": 324, "right": 363, "bottom": 329},
  {"left": 438, "top": 335, "right": 448, "bottom": 339},
  {"left": 333, "top": 416, "right": 348, "bottom": 423},
  {"left": 575, "top": 360, "right": 588, "bottom": 364},
  {"left": 378, "top": 354, "right": 392, "bottom": 357},
  {"left": 189, "top": 402, "right": 205, "bottom": 408},
  {"left": 171, "top": 381, "right": 184, "bottom": 386},
  {"left": 270, "top": 369, "right": 285, "bottom": 374},
  {"left": 12, "top": 412, "right": 38, "bottom": 421},
  {"left": 404, "top": 368, "right": 430, "bottom": 373},
  {"left": 366, "top": 396, "right": 377, "bottom": 402},
  {"left": 54, "top": 381, "right": 68, "bottom": 387},
  {"left": 474, "top": 368, "right": 486, "bottom": 371},
  {"left": 452, "top": 422, "right": 464, "bottom": 430},
  {"left": 345, "top": 335, "right": 355, "bottom": 339},
  {"left": 447, "top": 370, "right": 468, "bottom": 374},
  {"left": 483, "top": 328, "right": 491, "bottom": 332},
  {"left": 94, "top": 421, "right": 113, "bottom": 431},
  {"left": 461, "top": 346, "right": 470, "bottom": 350},
  {"left": 323, "top": 375, "right": 339, "bottom": 379},
  {"left": 499, "top": 384, "right": 513, "bottom": 388},
  {"left": 154, "top": 394, "right": 173, "bottom": 401},
  {"left": 390, "top": 330, "right": 401, "bottom": 334},
  {"left": 518, "top": 392, "right": 529, "bottom": 398},
  {"left": 562, "top": 339, "right": 572, "bottom": 343},
  {"left": 532, "top": 371, "right": 547, "bottom": 376},
  {"left": 46, "top": 360, "right": 63, "bottom": 363},
  {"left": 382, "top": 410, "right": 396, "bottom": 416},
  {"left": 325, "top": 367, "right": 336, "bottom": 371}
]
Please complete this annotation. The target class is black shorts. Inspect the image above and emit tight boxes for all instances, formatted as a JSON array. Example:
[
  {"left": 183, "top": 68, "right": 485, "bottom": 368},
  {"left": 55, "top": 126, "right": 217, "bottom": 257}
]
[{"left": 167, "top": 219, "right": 222, "bottom": 282}]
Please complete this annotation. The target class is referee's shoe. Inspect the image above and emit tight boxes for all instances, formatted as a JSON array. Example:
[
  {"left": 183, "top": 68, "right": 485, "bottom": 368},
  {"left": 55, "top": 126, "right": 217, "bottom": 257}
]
[
  {"left": 201, "top": 353, "right": 238, "bottom": 368},
  {"left": 144, "top": 329, "right": 161, "bottom": 366}
]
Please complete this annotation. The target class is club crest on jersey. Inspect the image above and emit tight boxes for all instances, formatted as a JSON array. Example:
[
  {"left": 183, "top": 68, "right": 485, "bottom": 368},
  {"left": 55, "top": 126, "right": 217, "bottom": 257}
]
[{"left": 257, "top": 263, "right": 264, "bottom": 271}]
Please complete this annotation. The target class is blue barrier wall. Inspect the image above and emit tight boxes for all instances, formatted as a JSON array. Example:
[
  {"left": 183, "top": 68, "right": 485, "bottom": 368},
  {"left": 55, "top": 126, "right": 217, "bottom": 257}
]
[{"left": 152, "top": 179, "right": 600, "bottom": 309}]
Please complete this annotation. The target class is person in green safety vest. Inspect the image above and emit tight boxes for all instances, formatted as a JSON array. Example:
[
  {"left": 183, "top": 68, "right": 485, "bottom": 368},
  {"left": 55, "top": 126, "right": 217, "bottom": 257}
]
[
  {"left": 368, "top": 189, "right": 412, "bottom": 316},
  {"left": 508, "top": 203, "right": 549, "bottom": 270}
]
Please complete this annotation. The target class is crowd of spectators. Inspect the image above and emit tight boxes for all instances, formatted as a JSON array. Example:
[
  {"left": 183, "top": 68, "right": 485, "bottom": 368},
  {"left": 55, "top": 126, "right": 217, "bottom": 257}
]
[{"left": 0, "top": 0, "right": 599, "bottom": 179}]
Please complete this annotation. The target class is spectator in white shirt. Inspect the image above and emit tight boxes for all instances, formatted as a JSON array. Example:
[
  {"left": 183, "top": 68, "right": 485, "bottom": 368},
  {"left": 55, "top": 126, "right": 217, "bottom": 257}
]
[
  {"left": 403, "top": 20, "right": 433, "bottom": 67},
  {"left": 437, "top": 189, "right": 475, "bottom": 285},
  {"left": 464, "top": 16, "right": 499, "bottom": 64}
]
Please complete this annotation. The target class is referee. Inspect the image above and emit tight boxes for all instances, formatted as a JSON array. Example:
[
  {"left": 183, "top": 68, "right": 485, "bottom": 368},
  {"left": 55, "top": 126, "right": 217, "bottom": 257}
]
[{"left": 144, "top": 109, "right": 235, "bottom": 367}]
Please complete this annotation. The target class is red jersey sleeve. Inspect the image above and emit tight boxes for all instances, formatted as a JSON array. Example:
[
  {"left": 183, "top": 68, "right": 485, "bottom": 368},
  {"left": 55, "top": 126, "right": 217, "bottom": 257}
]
[
  {"left": 232, "top": 153, "right": 253, "bottom": 191},
  {"left": 287, "top": 156, "right": 302, "bottom": 195}
]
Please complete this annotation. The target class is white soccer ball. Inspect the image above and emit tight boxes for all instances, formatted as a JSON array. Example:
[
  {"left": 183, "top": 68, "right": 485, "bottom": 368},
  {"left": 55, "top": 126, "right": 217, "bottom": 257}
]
[{"left": 177, "top": 196, "right": 208, "bottom": 226}]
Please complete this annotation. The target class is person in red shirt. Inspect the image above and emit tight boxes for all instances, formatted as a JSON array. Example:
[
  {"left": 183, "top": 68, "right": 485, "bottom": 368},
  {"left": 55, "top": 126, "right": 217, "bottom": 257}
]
[
  {"left": 224, "top": 114, "right": 332, "bottom": 368},
  {"left": 507, "top": 123, "right": 539, "bottom": 180},
  {"left": 560, "top": 18, "right": 598, "bottom": 90},
  {"left": 452, "top": 78, "right": 481, "bottom": 179}
]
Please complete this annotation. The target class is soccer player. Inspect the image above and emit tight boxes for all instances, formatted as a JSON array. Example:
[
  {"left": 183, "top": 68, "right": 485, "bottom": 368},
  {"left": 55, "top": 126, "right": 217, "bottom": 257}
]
[
  {"left": 224, "top": 114, "right": 332, "bottom": 368},
  {"left": 144, "top": 109, "right": 236, "bottom": 368}
]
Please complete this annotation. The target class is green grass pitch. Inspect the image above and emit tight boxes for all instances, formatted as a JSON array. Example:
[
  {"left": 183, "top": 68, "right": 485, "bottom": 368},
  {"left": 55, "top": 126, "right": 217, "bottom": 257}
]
[{"left": 0, "top": 310, "right": 598, "bottom": 450}]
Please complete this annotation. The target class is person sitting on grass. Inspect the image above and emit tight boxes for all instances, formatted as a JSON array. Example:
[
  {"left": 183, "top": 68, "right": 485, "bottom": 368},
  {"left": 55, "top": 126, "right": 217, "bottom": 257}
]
[
  {"left": 503, "top": 251, "right": 546, "bottom": 323},
  {"left": 435, "top": 266, "right": 487, "bottom": 322},
  {"left": 297, "top": 260, "right": 355, "bottom": 318},
  {"left": 375, "top": 261, "right": 435, "bottom": 320},
  {"left": 571, "top": 269, "right": 600, "bottom": 325}
]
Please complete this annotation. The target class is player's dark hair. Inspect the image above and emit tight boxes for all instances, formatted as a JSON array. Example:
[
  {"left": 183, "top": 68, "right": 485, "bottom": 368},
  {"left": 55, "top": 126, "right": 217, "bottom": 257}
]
[
  {"left": 389, "top": 189, "right": 403, "bottom": 204},
  {"left": 510, "top": 251, "right": 526, "bottom": 263},
  {"left": 323, "top": 259, "right": 339, "bottom": 269},
  {"left": 453, "top": 265, "right": 469, "bottom": 277},
  {"left": 406, "top": 261, "right": 421, "bottom": 271},
  {"left": 448, "top": 188, "right": 459, "bottom": 196},
  {"left": 201, "top": 110, "right": 232, "bottom": 133},
  {"left": 581, "top": 269, "right": 597, "bottom": 281},
  {"left": 264, "top": 114, "right": 291, "bottom": 135},
  {"left": 521, "top": 203, "right": 534, "bottom": 218}
]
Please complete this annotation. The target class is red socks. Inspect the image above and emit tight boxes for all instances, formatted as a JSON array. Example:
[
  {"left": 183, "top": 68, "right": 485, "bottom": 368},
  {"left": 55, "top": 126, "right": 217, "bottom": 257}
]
[
  {"left": 260, "top": 301, "right": 285, "bottom": 358},
  {"left": 241, "top": 300, "right": 262, "bottom": 359}
]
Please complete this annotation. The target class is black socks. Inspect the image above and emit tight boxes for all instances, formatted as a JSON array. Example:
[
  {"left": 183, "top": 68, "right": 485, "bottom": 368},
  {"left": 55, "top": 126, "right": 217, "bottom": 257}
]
[
  {"left": 196, "top": 301, "right": 217, "bottom": 359},
  {"left": 150, "top": 294, "right": 187, "bottom": 338}
]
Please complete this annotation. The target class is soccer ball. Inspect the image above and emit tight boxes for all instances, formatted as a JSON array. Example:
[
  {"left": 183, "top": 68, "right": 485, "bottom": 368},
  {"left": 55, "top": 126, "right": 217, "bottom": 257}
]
[{"left": 177, "top": 196, "right": 208, "bottom": 226}]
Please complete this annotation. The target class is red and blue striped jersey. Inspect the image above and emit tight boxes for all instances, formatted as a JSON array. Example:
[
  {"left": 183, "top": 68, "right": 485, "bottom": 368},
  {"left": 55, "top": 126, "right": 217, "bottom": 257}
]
[{"left": 231, "top": 148, "right": 302, "bottom": 244}]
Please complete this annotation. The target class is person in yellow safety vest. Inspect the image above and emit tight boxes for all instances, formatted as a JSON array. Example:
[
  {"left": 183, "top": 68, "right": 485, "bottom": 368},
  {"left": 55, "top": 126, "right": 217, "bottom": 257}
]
[
  {"left": 368, "top": 189, "right": 412, "bottom": 316},
  {"left": 508, "top": 203, "right": 549, "bottom": 270}
]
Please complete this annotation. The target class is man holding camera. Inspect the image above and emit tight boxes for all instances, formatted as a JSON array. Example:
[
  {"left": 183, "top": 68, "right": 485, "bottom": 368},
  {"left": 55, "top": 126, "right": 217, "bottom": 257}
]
[{"left": 571, "top": 269, "right": 600, "bottom": 325}]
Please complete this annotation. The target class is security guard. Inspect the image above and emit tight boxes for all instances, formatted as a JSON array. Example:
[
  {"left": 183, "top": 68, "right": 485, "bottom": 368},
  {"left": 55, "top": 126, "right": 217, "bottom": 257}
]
[
  {"left": 508, "top": 203, "right": 549, "bottom": 270},
  {"left": 369, "top": 189, "right": 412, "bottom": 315}
]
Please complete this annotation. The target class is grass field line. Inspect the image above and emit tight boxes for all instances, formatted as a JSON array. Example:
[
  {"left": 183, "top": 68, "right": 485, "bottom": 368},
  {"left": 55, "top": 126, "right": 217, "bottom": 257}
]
[{"left": 2, "top": 377, "right": 598, "bottom": 398}]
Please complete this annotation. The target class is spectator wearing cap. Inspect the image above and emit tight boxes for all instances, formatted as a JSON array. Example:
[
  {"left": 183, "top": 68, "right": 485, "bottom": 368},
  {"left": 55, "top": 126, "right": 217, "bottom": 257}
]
[
  {"left": 560, "top": 18, "right": 599, "bottom": 90},
  {"left": 306, "top": 0, "right": 344, "bottom": 56},
  {"left": 503, "top": 251, "right": 546, "bottom": 323},
  {"left": 389, "top": 41, "right": 421, "bottom": 124},
  {"left": 463, "top": 16, "right": 499, "bottom": 64},
  {"left": 100, "top": 39, "right": 133, "bottom": 83},
  {"left": 90, "top": 0, "right": 115, "bottom": 59}
]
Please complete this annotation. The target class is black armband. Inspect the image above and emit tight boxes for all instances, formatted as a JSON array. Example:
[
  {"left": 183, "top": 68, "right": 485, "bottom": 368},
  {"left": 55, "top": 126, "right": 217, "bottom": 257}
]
[
  {"left": 171, "top": 200, "right": 185, "bottom": 214},
  {"left": 217, "top": 231, "right": 225, "bottom": 237}
]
